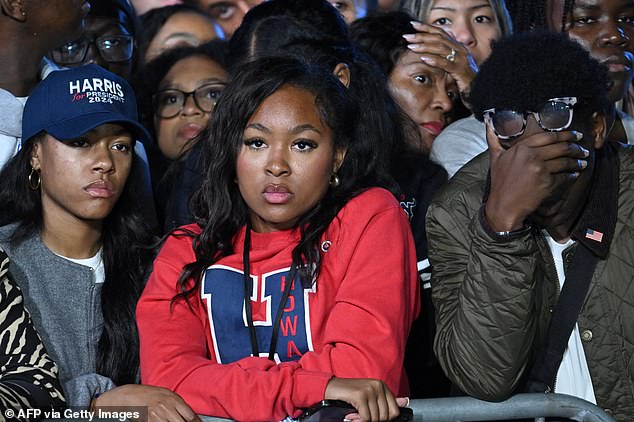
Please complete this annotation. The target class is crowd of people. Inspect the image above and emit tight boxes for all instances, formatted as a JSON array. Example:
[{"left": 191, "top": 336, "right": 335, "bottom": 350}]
[{"left": 0, "top": 0, "right": 633, "bottom": 421}]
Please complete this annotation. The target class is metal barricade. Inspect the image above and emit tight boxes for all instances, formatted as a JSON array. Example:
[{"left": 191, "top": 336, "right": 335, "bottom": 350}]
[
  {"left": 199, "top": 393, "right": 615, "bottom": 422},
  {"left": 408, "top": 393, "right": 615, "bottom": 422}
]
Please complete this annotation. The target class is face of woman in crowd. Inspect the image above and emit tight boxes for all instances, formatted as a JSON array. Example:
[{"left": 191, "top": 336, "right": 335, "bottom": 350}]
[
  {"left": 548, "top": 0, "right": 634, "bottom": 103},
  {"left": 236, "top": 85, "right": 346, "bottom": 233},
  {"left": 145, "top": 11, "right": 219, "bottom": 62},
  {"left": 154, "top": 55, "right": 228, "bottom": 160},
  {"left": 388, "top": 49, "right": 458, "bottom": 153},
  {"left": 30, "top": 124, "right": 133, "bottom": 224},
  {"left": 426, "top": 0, "right": 502, "bottom": 65}
]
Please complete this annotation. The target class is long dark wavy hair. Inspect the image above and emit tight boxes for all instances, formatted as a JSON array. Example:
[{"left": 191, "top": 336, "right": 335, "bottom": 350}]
[
  {"left": 174, "top": 57, "right": 394, "bottom": 301},
  {"left": 0, "top": 137, "right": 154, "bottom": 386}
]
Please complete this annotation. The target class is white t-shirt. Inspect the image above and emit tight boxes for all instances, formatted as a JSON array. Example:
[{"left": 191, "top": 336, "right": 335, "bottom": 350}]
[
  {"left": 429, "top": 115, "right": 486, "bottom": 178},
  {"left": 543, "top": 231, "right": 597, "bottom": 403},
  {"left": 60, "top": 249, "right": 105, "bottom": 285},
  {"left": 0, "top": 90, "right": 26, "bottom": 169}
]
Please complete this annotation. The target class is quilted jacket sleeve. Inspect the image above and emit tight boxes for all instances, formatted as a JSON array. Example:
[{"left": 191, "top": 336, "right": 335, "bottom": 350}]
[{"left": 426, "top": 178, "right": 541, "bottom": 401}]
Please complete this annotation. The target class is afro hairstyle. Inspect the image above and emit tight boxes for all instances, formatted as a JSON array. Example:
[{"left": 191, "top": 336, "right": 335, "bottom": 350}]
[{"left": 470, "top": 30, "right": 610, "bottom": 122}]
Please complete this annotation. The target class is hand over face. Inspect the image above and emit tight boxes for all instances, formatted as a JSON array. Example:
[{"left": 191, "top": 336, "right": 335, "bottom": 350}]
[
  {"left": 403, "top": 22, "right": 478, "bottom": 106},
  {"left": 484, "top": 122, "right": 590, "bottom": 232}
]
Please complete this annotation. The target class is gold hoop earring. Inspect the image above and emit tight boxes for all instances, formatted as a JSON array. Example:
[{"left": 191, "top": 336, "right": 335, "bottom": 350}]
[
  {"left": 28, "top": 167, "right": 40, "bottom": 191},
  {"left": 329, "top": 173, "right": 340, "bottom": 188}
]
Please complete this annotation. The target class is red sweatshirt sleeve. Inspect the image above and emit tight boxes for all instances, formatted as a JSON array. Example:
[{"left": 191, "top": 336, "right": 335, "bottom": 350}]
[
  {"left": 297, "top": 196, "right": 419, "bottom": 396},
  {"left": 137, "top": 190, "right": 419, "bottom": 420}
]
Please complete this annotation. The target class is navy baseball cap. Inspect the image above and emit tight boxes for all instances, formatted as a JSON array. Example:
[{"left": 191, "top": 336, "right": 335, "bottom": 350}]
[{"left": 22, "top": 64, "right": 151, "bottom": 145}]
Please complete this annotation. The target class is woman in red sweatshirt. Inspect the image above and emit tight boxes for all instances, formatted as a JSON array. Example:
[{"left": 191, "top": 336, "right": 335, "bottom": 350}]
[{"left": 137, "top": 57, "right": 419, "bottom": 421}]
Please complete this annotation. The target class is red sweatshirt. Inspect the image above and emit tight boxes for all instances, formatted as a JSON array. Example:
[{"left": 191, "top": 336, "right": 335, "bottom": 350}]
[{"left": 137, "top": 188, "right": 419, "bottom": 420}]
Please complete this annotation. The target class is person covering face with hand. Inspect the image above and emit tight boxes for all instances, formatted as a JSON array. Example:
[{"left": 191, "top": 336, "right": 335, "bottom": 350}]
[
  {"left": 427, "top": 31, "right": 634, "bottom": 420},
  {"left": 351, "top": 11, "right": 460, "bottom": 153},
  {"left": 400, "top": 0, "right": 512, "bottom": 107}
]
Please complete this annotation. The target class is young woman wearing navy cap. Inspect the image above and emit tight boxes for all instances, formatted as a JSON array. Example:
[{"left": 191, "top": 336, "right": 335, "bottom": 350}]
[{"left": 0, "top": 64, "right": 199, "bottom": 421}]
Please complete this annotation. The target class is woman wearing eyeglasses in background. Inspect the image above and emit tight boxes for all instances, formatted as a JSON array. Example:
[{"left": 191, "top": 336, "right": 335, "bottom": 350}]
[{"left": 136, "top": 41, "right": 228, "bottom": 233}]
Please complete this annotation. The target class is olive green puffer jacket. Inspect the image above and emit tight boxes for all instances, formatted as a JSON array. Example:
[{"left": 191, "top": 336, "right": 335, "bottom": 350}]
[{"left": 426, "top": 143, "right": 634, "bottom": 421}]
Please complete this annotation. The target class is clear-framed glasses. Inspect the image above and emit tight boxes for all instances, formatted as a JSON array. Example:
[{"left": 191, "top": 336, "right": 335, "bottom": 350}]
[
  {"left": 50, "top": 35, "right": 134, "bottom": 65},
  {"left": 152, "top": 83, "right": 225, "bottom": 118},
  {"left": 483, "top": 97, "right": 578, "bottom": 140}
]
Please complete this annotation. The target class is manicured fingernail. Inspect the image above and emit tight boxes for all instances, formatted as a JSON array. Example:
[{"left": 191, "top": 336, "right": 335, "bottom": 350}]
[
  {"left": 402, "top": 33, "right": 416, "bottom": 41},
  {"left": 575, "top": 131, "right": 583, "bottom": 140},
  {"left": 410, "top": 20, "right": 422, "bottom": 26},
  {"left": 421, "top": 56, "right": 432, "bottom": 63},
  {"left": 580, "top": 146, "right": 589, "bottom": 157},
  {"left": 579, "top": 159, "right": 588, "bottom": 169}
]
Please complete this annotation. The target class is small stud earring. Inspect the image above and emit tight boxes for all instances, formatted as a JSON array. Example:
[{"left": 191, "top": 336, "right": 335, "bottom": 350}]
[{"left": 329, "top": 173, "right": 340, "bottom": 188}]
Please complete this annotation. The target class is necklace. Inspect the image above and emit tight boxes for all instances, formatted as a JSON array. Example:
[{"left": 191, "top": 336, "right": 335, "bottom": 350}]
[{"left": 242, "top": 223, "right": 298, "bottom": 361}]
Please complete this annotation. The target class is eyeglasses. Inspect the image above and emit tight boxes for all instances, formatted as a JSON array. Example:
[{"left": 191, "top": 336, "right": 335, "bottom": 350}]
[
  {"left": 50, "top": 35, "right": 134, "bottom": 65},
  {"left": 152, "top": 83, "right": 225, "bottom": 118},
  {"left": 483, "top": 97, "right": 578, "bottom": 140}
]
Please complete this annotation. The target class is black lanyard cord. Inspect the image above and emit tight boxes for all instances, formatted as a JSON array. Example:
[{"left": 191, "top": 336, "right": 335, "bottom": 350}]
[
  {"left": 242, "top": 224, "right": 259, "bottom": 357},
  {"left": 242, "top": 223, "right": 298, "bottom": 361},
  {"left": 268, "top": 264, "right": 297, "bottom": 361}
]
